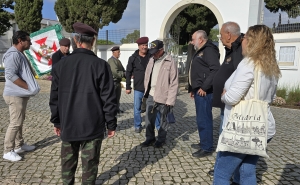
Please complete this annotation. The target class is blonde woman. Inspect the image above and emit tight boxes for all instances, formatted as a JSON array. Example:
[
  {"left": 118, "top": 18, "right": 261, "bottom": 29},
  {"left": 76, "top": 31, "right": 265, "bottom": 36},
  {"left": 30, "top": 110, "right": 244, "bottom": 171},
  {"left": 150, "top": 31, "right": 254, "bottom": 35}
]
[{"left": 213, "top": 25, "right": 281, "bottom": 185}]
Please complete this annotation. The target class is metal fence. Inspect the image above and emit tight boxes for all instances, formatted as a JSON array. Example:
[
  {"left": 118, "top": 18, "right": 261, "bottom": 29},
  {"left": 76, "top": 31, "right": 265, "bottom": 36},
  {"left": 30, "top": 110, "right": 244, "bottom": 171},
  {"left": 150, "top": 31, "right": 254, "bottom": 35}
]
[
  {"left": 98, "top": 29, "right": 139, "bottom": 44},
  {"left": 263, "top": 7, "right": 300, "bottom": 33}
]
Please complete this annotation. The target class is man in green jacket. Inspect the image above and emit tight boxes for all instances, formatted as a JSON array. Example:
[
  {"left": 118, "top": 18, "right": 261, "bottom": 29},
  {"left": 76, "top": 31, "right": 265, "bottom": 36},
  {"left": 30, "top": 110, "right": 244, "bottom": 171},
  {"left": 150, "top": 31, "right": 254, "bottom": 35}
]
[{"left": 107, "top": 46, "right": 125, "bottom": 113}]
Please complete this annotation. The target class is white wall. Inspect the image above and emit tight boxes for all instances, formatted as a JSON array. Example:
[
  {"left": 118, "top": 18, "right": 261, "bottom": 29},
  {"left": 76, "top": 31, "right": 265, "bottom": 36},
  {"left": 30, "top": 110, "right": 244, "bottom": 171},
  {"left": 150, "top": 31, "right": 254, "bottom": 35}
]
[
  {"left": 140, "top": 0, "right": 263, "bottom": 61},
  {"left": 97, "top": 43, "right": 138, "bottom": 69},
  {"left": 274, "top": 33, "right": 300, "bottom": 87},
  {"left": 140, "top": 0, "right": 263, "bottom": 41}
]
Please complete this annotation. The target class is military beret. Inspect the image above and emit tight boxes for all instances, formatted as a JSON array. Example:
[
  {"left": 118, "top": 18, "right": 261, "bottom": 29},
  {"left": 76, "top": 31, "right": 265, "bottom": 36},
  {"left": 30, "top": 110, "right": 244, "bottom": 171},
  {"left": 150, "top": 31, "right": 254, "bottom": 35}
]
[
  {"left": 136, "top": 37, "right": 149, "bottom": 45},
  {"left": 59, "top": 38, "right": 70, "bottom": 46},
  {"left": 72, "top": 22, "right": 97, "bottom": 36},
  {"left": 111, "top": 46, "right": 120, "bottom": 51}
]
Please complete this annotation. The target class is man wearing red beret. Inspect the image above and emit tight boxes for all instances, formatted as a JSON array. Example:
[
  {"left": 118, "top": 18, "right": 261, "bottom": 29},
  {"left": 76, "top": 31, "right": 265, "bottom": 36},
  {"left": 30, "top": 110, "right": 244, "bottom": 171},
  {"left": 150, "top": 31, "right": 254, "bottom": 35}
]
[
  {"left": 50, "top": 22, "right": 117, "bottom": 184},
  {"left": 125, "top": 37, "right": 152, "bottom": 133},
  {"left": 51, "top": 38, "right": 70, "bottom": 68}
]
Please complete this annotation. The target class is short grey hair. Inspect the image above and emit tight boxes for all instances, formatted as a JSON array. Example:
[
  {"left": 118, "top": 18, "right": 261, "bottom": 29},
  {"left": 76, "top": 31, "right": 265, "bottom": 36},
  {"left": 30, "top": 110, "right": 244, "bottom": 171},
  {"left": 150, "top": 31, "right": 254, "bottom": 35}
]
[
  {"left": 222, "top": 22, "right": 240, "bottom": 36},
  {"left": 194, "top": 30, "right": 208, "bottom": 40}
]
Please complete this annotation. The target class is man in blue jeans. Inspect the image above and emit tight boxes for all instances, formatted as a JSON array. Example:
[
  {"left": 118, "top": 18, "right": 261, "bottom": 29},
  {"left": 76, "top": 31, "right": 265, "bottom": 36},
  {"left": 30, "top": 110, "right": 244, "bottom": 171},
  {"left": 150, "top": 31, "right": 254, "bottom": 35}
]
[
  {"left": 125, "top": 37, "right": 152, "bottom": 133},
  {"left": 188, "top": 30, "right": 220, "bottom": 158}
]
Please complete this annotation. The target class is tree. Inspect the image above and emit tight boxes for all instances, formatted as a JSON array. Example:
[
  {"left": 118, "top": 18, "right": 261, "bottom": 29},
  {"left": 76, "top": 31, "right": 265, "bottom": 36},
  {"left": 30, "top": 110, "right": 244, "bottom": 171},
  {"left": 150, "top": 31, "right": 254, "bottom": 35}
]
[
  {"left": 54, "top": 0, "right": 129, "bottom": 33},
  {"left": 14, "top": 0, "right": 43, "bottom": 33},
  {"left": 208, "top": 28, "right": 219, "bottom": 42},
  {"left": 97, "top": 39, "right": 114, "bottom": 45},
  {"left": 120, "top": 30, "right": 139, "bottom": 44},
  {"left": 265, "top": 0, "right": 300, "bottom": 18},
  {"left": 0, "top": 0, "right": 14, "bottom": 35},
  {"left": 170, "top": 4, "right": 218, "bottom": 45}
]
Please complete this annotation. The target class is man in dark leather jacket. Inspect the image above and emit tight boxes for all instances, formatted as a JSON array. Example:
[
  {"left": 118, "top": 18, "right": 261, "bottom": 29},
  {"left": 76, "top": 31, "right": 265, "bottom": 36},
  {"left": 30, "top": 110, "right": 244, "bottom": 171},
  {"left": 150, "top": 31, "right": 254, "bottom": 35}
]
[{"left": 125, "top": 37, "right": 152, "bottom": 133}]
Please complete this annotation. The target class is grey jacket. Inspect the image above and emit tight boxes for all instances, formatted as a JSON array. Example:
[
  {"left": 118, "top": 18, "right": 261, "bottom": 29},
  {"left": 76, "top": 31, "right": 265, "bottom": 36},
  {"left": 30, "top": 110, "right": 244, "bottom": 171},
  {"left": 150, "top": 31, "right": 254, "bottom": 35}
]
[
  {"left": 3, "top": 46, "right": 40, "bottom": 97},
  {"left": 144, "top": 53, "right": 178, "bottom": 106}
]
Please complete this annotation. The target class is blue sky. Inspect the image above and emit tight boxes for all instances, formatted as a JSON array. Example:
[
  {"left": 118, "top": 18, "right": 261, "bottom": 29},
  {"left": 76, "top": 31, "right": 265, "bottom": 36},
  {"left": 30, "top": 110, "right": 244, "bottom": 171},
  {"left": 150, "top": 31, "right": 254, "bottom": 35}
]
[{"left": 42, "top": 0, "right": 140, "bottom": 30}]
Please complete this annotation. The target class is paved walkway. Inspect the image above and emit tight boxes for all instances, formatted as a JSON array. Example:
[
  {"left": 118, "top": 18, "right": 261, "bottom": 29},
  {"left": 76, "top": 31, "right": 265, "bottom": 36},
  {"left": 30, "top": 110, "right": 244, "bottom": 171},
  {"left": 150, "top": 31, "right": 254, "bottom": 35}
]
[{"left": 0, "top": 80, "right": 299, "bottom": 185}]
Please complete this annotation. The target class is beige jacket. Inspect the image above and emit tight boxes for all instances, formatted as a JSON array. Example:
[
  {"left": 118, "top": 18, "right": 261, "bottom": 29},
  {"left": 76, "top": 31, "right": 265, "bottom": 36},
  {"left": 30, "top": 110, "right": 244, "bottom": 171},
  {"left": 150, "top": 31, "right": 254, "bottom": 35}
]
[{"left": 144, "top": 53, "right": 178, "bottom": 106}]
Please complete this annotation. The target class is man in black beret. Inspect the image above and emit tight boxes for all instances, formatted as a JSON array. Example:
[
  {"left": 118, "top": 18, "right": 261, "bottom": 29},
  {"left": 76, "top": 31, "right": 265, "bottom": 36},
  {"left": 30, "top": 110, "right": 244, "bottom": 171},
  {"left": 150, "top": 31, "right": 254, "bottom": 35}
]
[
  {"left": 51, "top": 38, "right": 70, "bottom": 69},
  {"left": 125, "top": 36, "right": 153, "bottom": 133},
  {"left": 107, "top": 46, "right": 125, "bottom": 113},
  {"left": 49, "top": 22, "right": 117, "bottom": 184}
]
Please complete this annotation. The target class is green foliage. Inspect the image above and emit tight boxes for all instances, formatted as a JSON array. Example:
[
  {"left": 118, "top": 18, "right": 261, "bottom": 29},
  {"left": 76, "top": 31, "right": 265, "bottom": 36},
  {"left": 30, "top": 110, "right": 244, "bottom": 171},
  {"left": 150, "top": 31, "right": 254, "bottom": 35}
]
[
  {"left": 0, "top": 0, "right": 14, "bottom": 35},
  {"left": 286, "top": 85, "right": 300, "bottom": 104},
  {"left": 97, "top": 39, "right": 114, "bottom": 45},
  {"left": 54, "top": 0, "right": 129, "bottom": 33},
  {"left": 208, "top": 28, "right": 219, "bottom": 42},
  {"left": 276, "top": 86, "right": 287, "bottom": 99},
  {"left": 14, "top": 0, "right": 43, "bottom": 33},
  {"left": 181, "top": 44, "right": 188, "bottom": 52},
  {"left": 265, "top": 0, "right": 300, "bottom": 18},
  {"left": 120, "top": 30, "right": 140, "bottom": 44},
  {"left": 170, "top": 4, "right": 218, "bottom": 45}
]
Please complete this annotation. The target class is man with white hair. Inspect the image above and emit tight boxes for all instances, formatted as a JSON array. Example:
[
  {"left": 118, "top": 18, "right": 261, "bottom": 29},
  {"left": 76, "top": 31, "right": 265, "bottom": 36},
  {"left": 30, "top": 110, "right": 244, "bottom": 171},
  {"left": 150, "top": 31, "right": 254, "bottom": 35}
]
[
  {"left": 188, "top": 30, "right": 220, "bottom": 158},
  {"left": 213, "top": 21, "right": 244, "bottom": 134}
]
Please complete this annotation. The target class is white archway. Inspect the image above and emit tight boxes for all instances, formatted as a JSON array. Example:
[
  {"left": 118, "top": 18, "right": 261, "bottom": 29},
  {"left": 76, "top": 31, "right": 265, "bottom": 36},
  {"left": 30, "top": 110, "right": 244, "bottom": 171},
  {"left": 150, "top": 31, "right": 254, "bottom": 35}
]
[
  {"left": 159, "top": 0, "right": 224, "bottom": 58},
  {"left": 159, "top": 0, "right": 223, "bottom": 39},
  {"left": 141, "top": 0, "right": 263, "bottom": 61}
]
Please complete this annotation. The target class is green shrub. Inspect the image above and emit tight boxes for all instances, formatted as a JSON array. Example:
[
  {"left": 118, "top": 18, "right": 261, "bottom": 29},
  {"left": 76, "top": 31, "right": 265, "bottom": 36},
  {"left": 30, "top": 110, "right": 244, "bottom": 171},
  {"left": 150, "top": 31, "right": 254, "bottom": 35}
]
[
  {"left": 286, "top": 85, "right": 300, "bottom": 104},
  {"left": 276, "top": 87, "right": 287, "bottom": 99}
]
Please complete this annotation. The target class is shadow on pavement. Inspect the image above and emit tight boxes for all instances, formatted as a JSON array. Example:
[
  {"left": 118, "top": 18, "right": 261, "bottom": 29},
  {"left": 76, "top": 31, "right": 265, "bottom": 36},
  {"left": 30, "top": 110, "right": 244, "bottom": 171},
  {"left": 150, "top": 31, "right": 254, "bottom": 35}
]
[{"left": 96, "top": 98, "right": 194, "bottom": 184}]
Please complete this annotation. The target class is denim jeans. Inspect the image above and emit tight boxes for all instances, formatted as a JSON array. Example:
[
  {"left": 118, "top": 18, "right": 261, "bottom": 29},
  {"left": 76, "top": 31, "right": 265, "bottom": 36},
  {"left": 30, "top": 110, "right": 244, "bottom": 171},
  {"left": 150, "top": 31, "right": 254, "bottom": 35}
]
[
  {"left": 213, "top": 151, "right": 259, "bottom": 185},
  {"left": 193, "top": 90, "right": 213, "bottom": 152},
  {"left": 231, "top": 138, "right": 273, "bottom": 184},
  {"left": 155, "top": 112, "right": 160, "bottom": 130},
  {"left": 214, "top": 138, "right": 273, "bottom": 185},
  {"left": 134, "top": 90, "right": 144, "bottom": 129}
]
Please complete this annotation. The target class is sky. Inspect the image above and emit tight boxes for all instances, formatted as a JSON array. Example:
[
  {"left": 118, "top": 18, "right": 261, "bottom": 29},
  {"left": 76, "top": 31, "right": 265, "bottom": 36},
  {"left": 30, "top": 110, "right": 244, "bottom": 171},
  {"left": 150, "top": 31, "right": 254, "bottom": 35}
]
[{"left": 42, "top": 0, "right": 140, "bottom": 31}]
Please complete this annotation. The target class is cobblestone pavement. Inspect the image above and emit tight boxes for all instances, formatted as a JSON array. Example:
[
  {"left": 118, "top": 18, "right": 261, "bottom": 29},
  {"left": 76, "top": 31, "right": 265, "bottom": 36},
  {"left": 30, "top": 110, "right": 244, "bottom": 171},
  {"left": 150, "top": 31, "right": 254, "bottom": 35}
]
[{"left": 0, "top": 80, "right": 300, "bottom": 185}]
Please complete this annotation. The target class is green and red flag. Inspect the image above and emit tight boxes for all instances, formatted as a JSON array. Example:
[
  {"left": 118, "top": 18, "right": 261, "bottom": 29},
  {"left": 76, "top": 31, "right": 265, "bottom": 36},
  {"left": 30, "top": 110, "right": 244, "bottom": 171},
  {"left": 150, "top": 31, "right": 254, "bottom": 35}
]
[{"left": 25, "top": 24, "right": 63, "bottom": 77}]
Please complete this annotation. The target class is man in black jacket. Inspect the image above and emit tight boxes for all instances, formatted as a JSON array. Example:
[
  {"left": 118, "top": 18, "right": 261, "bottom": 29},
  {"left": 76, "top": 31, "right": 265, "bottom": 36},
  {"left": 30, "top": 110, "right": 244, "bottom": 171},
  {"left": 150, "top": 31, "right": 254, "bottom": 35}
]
[
  {"left": 188, "top": 30, "right": 220, "bottom": 158},
  {"left": 213, "top": 22, "right": 244, "bottom": 135},
  {"left": 210, "top": 22, "right": 244, "bottom": 184},
  {"left": 126, "top": 37, "right": 152, "bottom": 133},
  {"left": 51, "top": 38, "right": 70, "bottom": 68},
  {"left": 49, "top": 22, "right": 117, "bottom": 184}
]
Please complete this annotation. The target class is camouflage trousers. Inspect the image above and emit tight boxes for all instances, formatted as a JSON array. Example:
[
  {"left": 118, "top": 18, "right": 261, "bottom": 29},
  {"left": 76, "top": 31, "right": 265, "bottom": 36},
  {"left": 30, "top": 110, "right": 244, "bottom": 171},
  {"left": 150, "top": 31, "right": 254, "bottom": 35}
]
[{"left": 61, "top": 135, "right": 104, "bottom": 185}]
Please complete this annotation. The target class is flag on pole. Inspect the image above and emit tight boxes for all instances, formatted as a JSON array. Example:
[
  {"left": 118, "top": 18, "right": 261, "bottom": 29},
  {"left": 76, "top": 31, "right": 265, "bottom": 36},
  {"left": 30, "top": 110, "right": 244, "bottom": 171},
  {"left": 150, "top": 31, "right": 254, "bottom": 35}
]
[{"left": 25, "top": 24, "right": 63, "bottom": 77}]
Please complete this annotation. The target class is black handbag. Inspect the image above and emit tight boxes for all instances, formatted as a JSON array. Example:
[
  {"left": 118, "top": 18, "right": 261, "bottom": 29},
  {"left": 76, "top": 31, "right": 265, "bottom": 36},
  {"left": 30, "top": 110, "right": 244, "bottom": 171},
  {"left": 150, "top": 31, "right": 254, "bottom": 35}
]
[{"left": 166, "top": 106, "right": 176, "bottom": 124}]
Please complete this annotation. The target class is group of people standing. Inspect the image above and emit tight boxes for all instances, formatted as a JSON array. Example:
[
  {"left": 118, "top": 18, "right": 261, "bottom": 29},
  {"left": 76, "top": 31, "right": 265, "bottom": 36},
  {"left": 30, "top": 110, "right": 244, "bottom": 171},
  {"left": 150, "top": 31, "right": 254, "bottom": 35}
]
[
  {"left": 2, "top": 20, "right": 280, "bottom": 185},
  {"left": 186, "top": 22, "right": 280, "bottom": 185}
]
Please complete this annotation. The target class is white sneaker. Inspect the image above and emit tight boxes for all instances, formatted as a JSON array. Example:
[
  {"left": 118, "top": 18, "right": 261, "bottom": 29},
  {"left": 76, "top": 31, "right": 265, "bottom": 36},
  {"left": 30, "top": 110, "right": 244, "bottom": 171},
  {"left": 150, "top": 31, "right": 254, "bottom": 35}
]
[
  {"left": 14, "top": 147, "right": 25, "bottom": 154},
  {"left": 15, "top": 143, "right": 36, "bottom": 154},
  {"left": 3, "top": 151, "right": 22, "bottom": 161}
]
